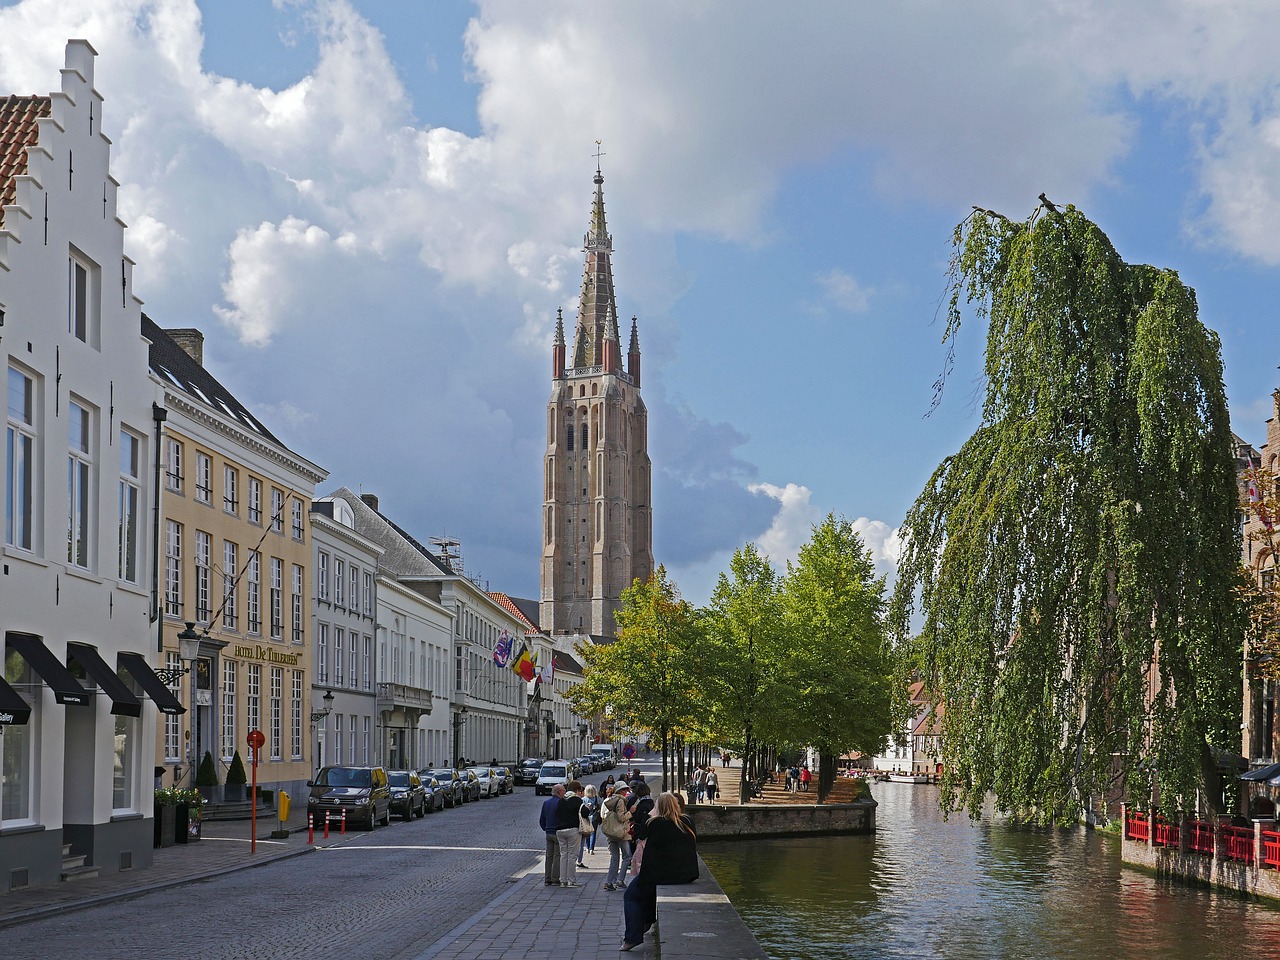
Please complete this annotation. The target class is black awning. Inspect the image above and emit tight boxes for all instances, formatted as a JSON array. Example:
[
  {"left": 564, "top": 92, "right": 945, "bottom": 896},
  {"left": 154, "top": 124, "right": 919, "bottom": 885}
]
[
  {"left": 0, "top": 675, "right": 32, "bottom": 725},
  {"left": 67, "top": 642, "right": 141, "bottom": 717},
  {"left": 117, "top": 652, "right": 186, "bottom": 715},
  {"left": 5, "top": 632, "right": 90, "bottom": 706},
  {"left": 1240, "top": 761, "right": 1280, "bottom": 782}
]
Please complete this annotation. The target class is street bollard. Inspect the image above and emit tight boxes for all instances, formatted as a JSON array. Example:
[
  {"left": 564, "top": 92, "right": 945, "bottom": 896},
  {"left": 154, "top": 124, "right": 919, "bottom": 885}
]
[
  {"left": 308, "top": 813, "right": 314, "bottom": 845},
  {"left": 323, "top": 812, "right": 330, "bottom": 839},
  {"left": 341, "top": 808, "right": 347, "bottom": 834}
]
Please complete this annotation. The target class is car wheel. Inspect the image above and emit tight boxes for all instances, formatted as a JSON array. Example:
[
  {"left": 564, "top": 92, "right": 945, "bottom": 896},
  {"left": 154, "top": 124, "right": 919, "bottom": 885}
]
[{"left": 381, "top": 806, "right": 391, "bottom": 827}]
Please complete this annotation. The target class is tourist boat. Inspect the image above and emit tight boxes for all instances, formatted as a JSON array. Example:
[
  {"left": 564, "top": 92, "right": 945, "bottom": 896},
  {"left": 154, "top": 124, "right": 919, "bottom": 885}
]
[{"left": 886, "top": 772, "right": 930, "bottom": 784}]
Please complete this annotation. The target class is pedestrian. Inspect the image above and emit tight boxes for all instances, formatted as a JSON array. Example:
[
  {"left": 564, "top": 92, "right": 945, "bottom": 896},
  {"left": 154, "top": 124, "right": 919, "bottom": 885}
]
[
  {"left": 601, "top": 783, "right": 633, "bottom": 890},
  {"left": 620, "top": 791, "right": 699, "bottom": 951},
  {"left": 555, "top": 780, "right": 586, "bottom": 887},
  {"left": 800, "top": 765, "right": 812, "bottom": 792},
  {"left": 578, "top": 784, "right": 601, "bottom": 865},
  {"left": 626, "top": 782, "right": 654, "bottom": 878},
  {"left": 789, "top": 764, "right": 800, "bottom": 792},
  {"left": 706, "top": 768, "right": 718, "bottom": 802},
  {"left": 539, "top": 783, "right": 565, "bottom": 885}
]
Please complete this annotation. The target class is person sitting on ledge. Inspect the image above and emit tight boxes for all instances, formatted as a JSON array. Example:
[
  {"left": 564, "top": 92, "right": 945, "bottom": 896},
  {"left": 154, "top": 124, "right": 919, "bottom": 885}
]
[{"left": 620, "top": 791, "right": 698, "bottom": 952}]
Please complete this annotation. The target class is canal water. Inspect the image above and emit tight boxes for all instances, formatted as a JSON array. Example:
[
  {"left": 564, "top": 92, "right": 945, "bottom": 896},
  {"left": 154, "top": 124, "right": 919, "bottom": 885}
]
[{"left": 700, "top": 781, "right": 1274, "bottom": 959}]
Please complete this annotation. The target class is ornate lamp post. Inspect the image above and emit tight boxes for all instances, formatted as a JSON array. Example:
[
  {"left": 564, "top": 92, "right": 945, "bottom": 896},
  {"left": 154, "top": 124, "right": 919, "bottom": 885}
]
[
  {"left": 175, "top": 622, "right": 203, "bottom": 787},
  {"left": 310, "top": 689, "right": 335, "bottom": 768}
]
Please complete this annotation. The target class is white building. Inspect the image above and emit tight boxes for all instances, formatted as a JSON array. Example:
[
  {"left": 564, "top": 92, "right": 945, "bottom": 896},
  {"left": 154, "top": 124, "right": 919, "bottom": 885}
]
[{"left": 1, "top": 42, "right": 181, "bottom": 889}]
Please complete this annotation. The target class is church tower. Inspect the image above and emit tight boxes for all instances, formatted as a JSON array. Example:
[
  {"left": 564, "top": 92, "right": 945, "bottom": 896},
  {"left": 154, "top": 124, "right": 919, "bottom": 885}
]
[{"left": 541, "top": 167, "right": 653, "bottom": 640}]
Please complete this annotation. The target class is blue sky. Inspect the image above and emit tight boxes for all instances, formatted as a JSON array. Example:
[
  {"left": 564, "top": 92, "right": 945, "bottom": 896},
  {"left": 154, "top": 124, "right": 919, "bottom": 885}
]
[{"left": 3, "top": 1, "right": 1279, "bottom": 606}]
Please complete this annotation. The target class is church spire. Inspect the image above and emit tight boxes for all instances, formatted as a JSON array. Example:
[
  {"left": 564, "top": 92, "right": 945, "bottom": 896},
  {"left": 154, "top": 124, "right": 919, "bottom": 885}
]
[{"left": 572, "top": 165, "right": 618, "bottom": 369}]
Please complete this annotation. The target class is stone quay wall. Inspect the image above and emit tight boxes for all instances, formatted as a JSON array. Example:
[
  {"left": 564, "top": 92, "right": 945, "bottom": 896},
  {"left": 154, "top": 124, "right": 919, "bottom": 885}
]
[
  {"left": 688, "top": 799, "right": 876, "bottom": 840},
  {"left": 658, "top": 857, "right": 768, "bottom": 960}
]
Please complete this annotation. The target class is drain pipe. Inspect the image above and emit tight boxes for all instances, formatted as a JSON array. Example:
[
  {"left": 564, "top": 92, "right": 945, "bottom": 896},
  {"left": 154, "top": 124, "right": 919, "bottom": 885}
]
[{"left": 151, "top": 402, "right": 167, "bottom": 651}]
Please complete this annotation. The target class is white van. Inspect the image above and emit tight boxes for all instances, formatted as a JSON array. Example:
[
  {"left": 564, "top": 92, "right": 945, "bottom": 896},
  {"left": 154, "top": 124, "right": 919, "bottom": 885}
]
[
  {"left": 535, "top": 761, "right": 570, "bottom": 796},
  {"left": 590, "top": 744, "right": 616, "bottom": 768}
]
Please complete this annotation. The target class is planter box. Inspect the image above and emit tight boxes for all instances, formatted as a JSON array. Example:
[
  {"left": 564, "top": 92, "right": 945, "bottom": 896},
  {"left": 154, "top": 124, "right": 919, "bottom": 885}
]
[{"left": 154, "top": 804, "right": 176, "bottom": 848}]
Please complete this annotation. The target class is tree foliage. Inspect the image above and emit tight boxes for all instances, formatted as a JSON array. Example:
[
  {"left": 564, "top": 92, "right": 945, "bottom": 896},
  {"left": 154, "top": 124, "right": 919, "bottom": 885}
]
[{"left": 891, "top": 202, "right": 1242, "bottom": 824}]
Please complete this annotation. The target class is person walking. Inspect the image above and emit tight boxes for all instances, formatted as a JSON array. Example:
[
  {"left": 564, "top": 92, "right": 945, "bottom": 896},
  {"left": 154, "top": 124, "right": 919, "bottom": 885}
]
[
  {"left": 554, "top": 780, "right": 586, "bottom": 887},
  {"left": 601, "top": 783, "right": 633, "bottom": 890},
  {"left": 620, "top": 791, "right": 699, "bottom": 951},
  {"left": 706, "top": 768, "right": 719, "bottom": 802},
  {"left": 578, "top": 783, "right": 601, "bottom": 865},
  {"left": 539, "top": 783, "right": 565, "bottom": 885},
  {"left": 693, "top": 765, "right": 706, "bottom": 802},
  {"left": 800, "top": 765, "right": 812, "bottom": 792}
]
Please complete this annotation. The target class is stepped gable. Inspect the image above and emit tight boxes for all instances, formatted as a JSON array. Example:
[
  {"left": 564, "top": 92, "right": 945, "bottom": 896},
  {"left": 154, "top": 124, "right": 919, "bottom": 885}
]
[
  {"left": 142, "top": 314, "right": 284, "bottom": 447},
  {"left": 0, "top": 96, "right": 50, "bottom": 227}
]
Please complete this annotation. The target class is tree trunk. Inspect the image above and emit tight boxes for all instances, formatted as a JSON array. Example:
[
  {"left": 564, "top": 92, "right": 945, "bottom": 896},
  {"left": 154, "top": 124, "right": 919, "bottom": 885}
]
[{"left": 817, "top": 752, "right": 836, "bottom": 804}]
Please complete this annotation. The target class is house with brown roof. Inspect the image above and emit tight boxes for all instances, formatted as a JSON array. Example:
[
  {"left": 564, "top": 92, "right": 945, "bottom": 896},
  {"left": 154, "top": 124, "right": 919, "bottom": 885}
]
[{"left": 2, "top": 41, "right": 182, "bottom": 891}]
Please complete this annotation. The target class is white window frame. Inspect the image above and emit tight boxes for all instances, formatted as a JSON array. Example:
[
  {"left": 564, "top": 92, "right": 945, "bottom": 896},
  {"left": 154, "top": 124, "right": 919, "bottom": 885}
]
[
  {"left": 221, "top": 660, "right": 237, "bottom": 761},
  {"left": 334, "top": 558, "right": 345, "bottom": 609},
  {"left": 247, "top": 664, "right": 261, "bottom": 737},
  {"left": 270, "top": 488, "right": 283, "bottom": 533},
  {"left": 223, "top": 464, "right": 238, "bottom": 515},
  {"left": 118, "top": 430, "right": 142, "bottom": 583},
  {"left": 164, "top": 436, "right": 183, "bottom": 493},
  {"left": 194, "top": 530, "right": 211, "bottom": 624},
  {"left": 317, "top": 623, "right": 328, "bottom": 682},
  {"left": 222, "top": 540, "right": 238, "bottom": 630},
  {"left": 164, "top": 521, "right": 183, "bottom": 617},
  {"left": 6, "top": 366, "right": 38, "bottom": 552},
  {"left": 247, "top": 550, "right": 261, "bottom": 634},
  {"left": 248, "top": 476, "right": 262, "bottom": 524},
  {"left": 66, "top": 399, "right": 94, "bottom": 569},
  {"left": 194, "top": 452, "right": 212, "bottom": 504},
  {"left": 292, "top": 564, "right": 304, "bottom": 643},
  {"left": 291, "top": 671, "right": 303, "bottom": 760},
  {"left": 270, "top": 667, "right": 282, "bottom": 761},
  {"left": 68, "top": 250, "right": 98, "bottom": 345},
  {"left": 317, "top": 552, "right": 329, "bottom": 602},
  {"left": 270, "top": 557, "right": 283, "bottom": 639},
  {"left": 291, "top": 498, "right": 304, "bottom": 540}
]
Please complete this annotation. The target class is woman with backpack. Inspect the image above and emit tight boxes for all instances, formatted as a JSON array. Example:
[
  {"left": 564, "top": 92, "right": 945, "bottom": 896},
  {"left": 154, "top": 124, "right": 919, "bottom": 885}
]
[
  {"left": 601, "top": 783, "right": 633, "bottom": 890},
  {"left": 577, "top": 783, "right": 601, "bottom": 865}
]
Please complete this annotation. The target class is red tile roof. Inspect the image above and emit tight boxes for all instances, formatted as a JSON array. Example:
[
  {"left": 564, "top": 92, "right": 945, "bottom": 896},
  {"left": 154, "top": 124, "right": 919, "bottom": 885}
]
[
  {"left": 0, "top": 96, "right": 50, "bottom": 229},
  {"left": 487, "top": 591, "right": 540, "bottom": 634}
]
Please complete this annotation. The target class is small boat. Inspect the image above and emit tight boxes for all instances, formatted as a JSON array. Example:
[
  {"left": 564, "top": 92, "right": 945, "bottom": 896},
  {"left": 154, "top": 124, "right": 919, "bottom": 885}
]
[{"left": 886, "top": 772, "right": 930, "bottom": 784}]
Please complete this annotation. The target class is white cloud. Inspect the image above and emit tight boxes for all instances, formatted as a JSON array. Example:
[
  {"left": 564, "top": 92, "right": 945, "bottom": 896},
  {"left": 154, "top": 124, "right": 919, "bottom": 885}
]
[
  {"left": 816, "top": 268, "right": 871, "bottom": 314},
  {"left": 748, "top": 482, "right": 822, "bottom": 570}
]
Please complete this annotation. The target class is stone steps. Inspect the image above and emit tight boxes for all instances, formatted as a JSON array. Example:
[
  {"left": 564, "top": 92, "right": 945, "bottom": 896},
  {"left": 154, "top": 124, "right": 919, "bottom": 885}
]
[{"left": 60, "top": 843, "right": 100, "bottom": 882}]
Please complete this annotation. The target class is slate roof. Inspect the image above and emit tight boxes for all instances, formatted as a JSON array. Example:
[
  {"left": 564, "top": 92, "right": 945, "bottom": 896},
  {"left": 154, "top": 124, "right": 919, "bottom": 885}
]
[
  {"left": 143, "top": 315, "right": 285, "bottom": 446},
  {"left": 325, "top": 487, "right": 455, "bottom": 582},
  {"left": 0, "top": 96, "right": 50, "bottom": 229}
]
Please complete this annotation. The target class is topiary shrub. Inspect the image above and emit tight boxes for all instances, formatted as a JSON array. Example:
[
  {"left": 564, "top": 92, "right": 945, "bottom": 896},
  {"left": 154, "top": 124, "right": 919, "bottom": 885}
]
[
  {"left": 225, "top": 750, "right": 247, "bottom": 787},
  {"left": 196, "top": 750, "right": 219, "bottom": 787}
]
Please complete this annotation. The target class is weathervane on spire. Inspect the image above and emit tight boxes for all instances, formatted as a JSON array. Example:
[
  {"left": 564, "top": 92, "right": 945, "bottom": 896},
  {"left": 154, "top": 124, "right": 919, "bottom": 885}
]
[{"left": 594, "top": 140, "right": 606, "bottom": 181}]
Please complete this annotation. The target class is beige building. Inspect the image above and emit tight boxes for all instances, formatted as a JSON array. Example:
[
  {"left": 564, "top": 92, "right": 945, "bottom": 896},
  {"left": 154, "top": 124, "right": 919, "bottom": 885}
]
[
  {"left": 147, "top": 320, "right": 326, "bottom": 802},
  {"left": 540, "top": 168, "right": 653, "bottom": 641}
]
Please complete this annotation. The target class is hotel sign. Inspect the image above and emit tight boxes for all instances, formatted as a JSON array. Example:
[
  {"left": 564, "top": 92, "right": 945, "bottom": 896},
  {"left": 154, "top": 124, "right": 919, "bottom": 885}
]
[{"left": 232, "top": 644, "right": 303, "bottom": 667}]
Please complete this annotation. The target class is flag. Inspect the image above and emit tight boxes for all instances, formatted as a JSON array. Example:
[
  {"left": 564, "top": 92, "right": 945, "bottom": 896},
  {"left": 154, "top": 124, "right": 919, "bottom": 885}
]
[
  {"left": 493, "top": 630, "right": 512, "bottom": 667},
  {"left": 542, "top": 654, "right": 554, "bottom": 687},
  {"left": 511, "top": 644, "right": 537, "bottom": 682}
]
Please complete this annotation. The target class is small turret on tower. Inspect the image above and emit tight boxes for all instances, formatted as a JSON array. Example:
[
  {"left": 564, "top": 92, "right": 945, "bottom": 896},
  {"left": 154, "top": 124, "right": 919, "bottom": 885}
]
[
  {"left": 627, "top": 316, "right": 641, "bottom": 387},
  {"left": 553, "top": 308, "right": 566, "bottom": 380}
]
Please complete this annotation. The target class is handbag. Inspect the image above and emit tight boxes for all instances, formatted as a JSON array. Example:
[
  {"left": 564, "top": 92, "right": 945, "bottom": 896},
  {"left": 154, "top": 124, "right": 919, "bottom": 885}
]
[{"left": 579, "top": 805, "right": 595, "bottom": 835}]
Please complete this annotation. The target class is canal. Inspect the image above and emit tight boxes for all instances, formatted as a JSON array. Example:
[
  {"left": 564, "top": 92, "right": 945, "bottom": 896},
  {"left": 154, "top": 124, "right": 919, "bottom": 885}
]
[{"left": 700, "top": 781, "right": 1272, "bottom": 959}]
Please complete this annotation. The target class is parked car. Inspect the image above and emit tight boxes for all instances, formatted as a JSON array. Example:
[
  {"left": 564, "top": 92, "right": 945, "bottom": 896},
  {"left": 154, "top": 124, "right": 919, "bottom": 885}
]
[
  {"left": 535, "top": 761, "right": 570, "bottom": 795},
  {"left": 460, "top": 767, "right": 483, "bottom": 802},
  {"left": 514, "top": 758, "right": 543, "bottom": 786},
  {"left": 468, "top": 766, "right": 499, "bottom": 798},
  {"left": 421, "top": 774, "right": 447, "bottom": 812},
  {"left": 388, "top": 769, "right": 428, "bottom": 820},
  {"left": 492, "top": 766, "right": 515, "bottom": 794},
  {"left": 423, "top": 767, "right": 465, "bottom": 807},
  {"left": 307, "top": 765, "right": 391, "bottom": 830}
]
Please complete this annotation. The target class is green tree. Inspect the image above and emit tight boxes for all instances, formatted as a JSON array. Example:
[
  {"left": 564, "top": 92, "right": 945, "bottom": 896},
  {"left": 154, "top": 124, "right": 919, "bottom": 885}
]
[
  {"left": 569, "top": 567, "right": 701, "bottom": 791},
  {"left": 702, "top": 544, "right": 789, "bottom": 802},
  {"left": 781, "top": 515, "right": 898, "bottom": 802},
  {"left": 892, "top": 201, "right": 1242, "bottom": 824}
]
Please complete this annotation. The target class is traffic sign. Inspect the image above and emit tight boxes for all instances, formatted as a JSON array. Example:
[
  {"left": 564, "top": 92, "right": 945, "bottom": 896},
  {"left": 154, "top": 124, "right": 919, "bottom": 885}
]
[
  {"left": 247, "top": 729, "right": 265, "bottom": 750},
  {"left": 622, "top": 743, "right": 636, "bottom": 759}
]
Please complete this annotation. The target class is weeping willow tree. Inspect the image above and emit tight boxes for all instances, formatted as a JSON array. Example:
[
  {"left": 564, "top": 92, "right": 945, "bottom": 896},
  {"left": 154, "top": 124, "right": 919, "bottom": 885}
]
[{"left": 891, "top": 200, "right": 1243, "bottom": 825}]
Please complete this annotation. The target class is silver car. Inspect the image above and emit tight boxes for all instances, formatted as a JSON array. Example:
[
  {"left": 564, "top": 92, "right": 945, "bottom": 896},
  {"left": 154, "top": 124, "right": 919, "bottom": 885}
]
[{"left": 466, "top": 765, "right": 499, "bottom": 798}]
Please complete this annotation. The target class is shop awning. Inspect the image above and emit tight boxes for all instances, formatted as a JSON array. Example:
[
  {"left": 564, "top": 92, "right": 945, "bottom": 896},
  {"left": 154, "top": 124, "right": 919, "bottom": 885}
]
[
  {"left": 67, "top": 642, "right": 141, "bottom": 717},
  {"left": 1240, "top": 761, "right": 1280, "bottom": 782},
  {"left": 117, "top": 652, "right": 186, "bottom": 715},
  {"left": 0, "top": 675, "right": 31, "bottom": 725},
  {"left": 5, "top": 632, "right": 90, "bottom": 706}
]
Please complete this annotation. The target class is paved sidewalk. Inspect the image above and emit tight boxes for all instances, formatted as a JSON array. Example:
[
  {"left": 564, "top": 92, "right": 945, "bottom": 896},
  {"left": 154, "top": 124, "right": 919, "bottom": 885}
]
[{"left": 0, "top": 805, "right": 318, "bottom": 929}]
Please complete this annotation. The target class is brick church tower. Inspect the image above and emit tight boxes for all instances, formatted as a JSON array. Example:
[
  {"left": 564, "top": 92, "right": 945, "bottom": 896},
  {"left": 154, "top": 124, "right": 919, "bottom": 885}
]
[{"left": 540, "top": 166, "right": 653, "bottom": 640}]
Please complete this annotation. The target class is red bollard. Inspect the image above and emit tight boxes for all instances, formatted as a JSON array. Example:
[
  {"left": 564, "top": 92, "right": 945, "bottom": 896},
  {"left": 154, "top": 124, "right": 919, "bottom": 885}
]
[
  {"left": 308, "top": 813, "right": 315, "bottom": 845},
  {"left": 340, "top": 808, "right": 347, "bottom": 834},
  {"left": 323, "top": 812, "right": 330, "bottom": 839}
]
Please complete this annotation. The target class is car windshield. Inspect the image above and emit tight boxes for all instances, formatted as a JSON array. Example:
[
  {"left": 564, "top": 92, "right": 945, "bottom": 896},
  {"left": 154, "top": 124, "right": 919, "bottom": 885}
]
[
  {"left": 467, "top": 767, "right": 488, "bottom": 777},
  {"left": 522, "top": 760, "right": 541, "bottom": 768},
  {"left": 540, "top": 764, "right": 567, "bottom": 777},
  {"left": 319, "top": 767, "right": 370, "bottom": 788},
  {"left": 388, "top": 772, "right": 410, "bottom": 787}
]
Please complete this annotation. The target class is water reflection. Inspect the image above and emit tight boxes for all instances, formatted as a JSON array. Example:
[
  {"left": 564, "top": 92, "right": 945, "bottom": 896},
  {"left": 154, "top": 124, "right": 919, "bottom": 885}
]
[{"left": 700, "top": 782, "right": 1270, "bottom": 959}]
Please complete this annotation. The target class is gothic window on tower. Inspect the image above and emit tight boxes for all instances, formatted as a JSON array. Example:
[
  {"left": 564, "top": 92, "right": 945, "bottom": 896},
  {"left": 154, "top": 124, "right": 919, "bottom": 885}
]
[{"left": 566, "top": 424, "right": 574, "bottom": 451}]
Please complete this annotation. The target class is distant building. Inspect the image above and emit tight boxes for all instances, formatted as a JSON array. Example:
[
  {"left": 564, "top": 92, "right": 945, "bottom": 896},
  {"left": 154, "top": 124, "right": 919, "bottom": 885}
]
[
  {"left": 540, "top": 167, "right": 653, "bottom": 641},
  {"left": 1, "top": 42, "right": 180, "bottom": 888}
]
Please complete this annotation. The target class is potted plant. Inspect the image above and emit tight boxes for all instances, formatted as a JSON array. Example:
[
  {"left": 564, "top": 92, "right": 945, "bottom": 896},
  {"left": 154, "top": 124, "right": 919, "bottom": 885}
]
[
  {"left": 153, "top": 788, "right": 177, "bottom": 849},
  {"left": 196, "top": 750, "right": 219, "bottom": 802},
  {"left": 225, "top": 750, "right": 248, "bottom": 801},
  {"left": 169, "top": 787, "right": 204, "bottom": 843}
]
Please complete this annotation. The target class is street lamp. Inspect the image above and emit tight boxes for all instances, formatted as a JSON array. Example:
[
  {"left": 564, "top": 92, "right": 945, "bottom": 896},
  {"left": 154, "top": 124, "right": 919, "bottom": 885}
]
[
  {"left": 176, "top": 622, "right": 203, "bottom": 787},
  {"left": 311, "top": 689, "right": 335, "bottom": 769},
  {"left": 453, "top": 706, "right": 469, "bottom": 765}
]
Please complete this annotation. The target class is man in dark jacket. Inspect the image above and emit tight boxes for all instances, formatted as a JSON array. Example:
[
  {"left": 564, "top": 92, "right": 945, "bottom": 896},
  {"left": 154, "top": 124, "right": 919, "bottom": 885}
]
[{"left": 539, "top": 784, "right": 565, "bottom": 885}]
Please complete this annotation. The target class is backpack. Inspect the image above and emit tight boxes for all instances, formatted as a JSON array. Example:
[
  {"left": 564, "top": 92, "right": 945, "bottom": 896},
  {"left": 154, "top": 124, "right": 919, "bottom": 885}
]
[{"left": 602, "top": 797, "right": 630, "bottom": 840}]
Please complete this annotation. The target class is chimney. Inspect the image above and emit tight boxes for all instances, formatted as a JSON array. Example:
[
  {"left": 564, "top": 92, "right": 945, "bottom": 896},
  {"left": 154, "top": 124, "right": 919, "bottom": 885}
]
[
  {"left": 166, "top": 328, "right": 204, "bottom": 367},
  {"left": 360, "top": 493, "right": 379, "bottom": 513}
]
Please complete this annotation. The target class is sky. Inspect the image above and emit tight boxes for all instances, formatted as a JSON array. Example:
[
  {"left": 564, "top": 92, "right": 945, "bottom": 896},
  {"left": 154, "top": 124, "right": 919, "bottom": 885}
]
[{"left": 3, "top": 0, "right": 1280, "bottom": 607}]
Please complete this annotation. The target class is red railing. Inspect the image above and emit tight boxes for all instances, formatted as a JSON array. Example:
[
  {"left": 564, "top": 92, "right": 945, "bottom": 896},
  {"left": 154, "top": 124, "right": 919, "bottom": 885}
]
[
  {"left": 1126, "top": 810, "right": 1150, "bottom": 843},
  {"left": 1186, "top": 819, "right": 1215, "bottom": 854},
  {"left": 1153, "top": 819, "right": 1179, "bottom": 848},
  {"left": 1263, "top": 830, "right": 1280, "bottom": 869},
  {"left": 1223, "top": 824, "right": 1255, "bottom": 864}
]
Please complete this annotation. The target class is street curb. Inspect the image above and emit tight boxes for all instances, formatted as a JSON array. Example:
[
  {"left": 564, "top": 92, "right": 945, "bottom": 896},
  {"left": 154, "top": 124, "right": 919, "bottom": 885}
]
[
  {"left": 410, "top": 863, "right": 539, "bottom": 960},
  {"left": 0, "top": 844, "right": 316, "bottom": 930}
]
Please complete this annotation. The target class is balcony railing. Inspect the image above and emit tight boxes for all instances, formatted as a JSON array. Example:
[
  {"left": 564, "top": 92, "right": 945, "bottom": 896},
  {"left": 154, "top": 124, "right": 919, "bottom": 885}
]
[{"left": 376, "top": 682, "right": 433, "bottom": 715}]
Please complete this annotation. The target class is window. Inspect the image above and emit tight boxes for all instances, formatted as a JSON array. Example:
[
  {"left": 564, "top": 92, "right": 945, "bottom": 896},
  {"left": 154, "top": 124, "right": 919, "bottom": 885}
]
[
  {"left": 246, "top": 551, "right": 261, "bottom": 634},
  {"left": 247, "top": 664, "right": 261, "bottom": 738},
  {"left": 566, "top": 424, "right": 574, "bottom": 451},
  {"left": 350, "top": 714, "right": 357, "bottom": 766},
  {"left": 291, "top": 671, "right": 303, "bottom": 759},
  {"left": 363, "top": 635, "right": 371, "bottom": 691},
  {"left": 292, "top": 564, "right": 304, "bottom": 643},
  {"left": 334, "top": 713, "right": 343, "bottom": 764},
  {"left": 270, "top": 557, "right": 283, "bottom": 639},
  {"left": 223, "top": 465, "right": 238, "bottom": 515},
  {"left": 164, "top": 521, "right": 183, "bottom": 616},
  {"left": 194, "top": 531, "right": 211, "bottom": 624},
  {"left": 270, "top": 488, "right": 283, "bottom": 533},
  {"left": 350, "top": 565, "right": 359, "bottom": 617},
  {"left": 363, "top": 572, "right": 373, "bottom": 616},
  {"left": 112, "top": 713, "right": 136, "bottom": 812},
  {"left": 163, "top": 652, "right": 181, "bottom": 761},
  {"left": 334, "top": 559, "right": 345, "bottom": 609},
  {"left": 270, "top": 667, "right": 282, "bottom": 760},
  {"left": 6, "top": 367, "right": 36, "bottom": 551},
  {"left": 362, "top": 716, "right": 370, "bottom": 764},
  {"left": 350, "top": 631, "right": 358, "bottom": 690},
  {"left": 3, "top": 650, "right": 35, "bottom": 821},
  {"left": 164, "top": 436, "right": 183, "bottom": 493},
  {"left": 221, "top": 661, "right": 237, "bottom": 760},
  {"left": 248, "top": 476, "right": 262, "bottom": 524},
  {"left": 317, "top": 552, "right": 329, "bottom": 601},
  {"left": 222, "top": 540, "right": 238, "bottom": 630},
  {"left": 68, "top": 253, "right": 96, "bottom": 343},
  {"left": 317, "top": 623, "right": 328, "bottom": 682},
  {"left": 334, "top": 628, "right": 345, "bottom": 686},
  {"left": 291, "top": 498, "right": 304, "bottom": 540},
  {"left": 118, "top": 431, "right": 141, "bottom": 582},
  {"left": 194, "top": 452, "right": 212, "bottom": 504},
  {"left": 66, "top": 400, "right": 93, "bottom": 568}
]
